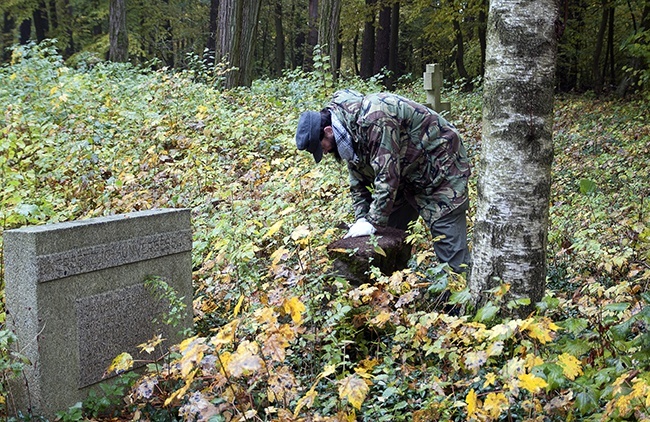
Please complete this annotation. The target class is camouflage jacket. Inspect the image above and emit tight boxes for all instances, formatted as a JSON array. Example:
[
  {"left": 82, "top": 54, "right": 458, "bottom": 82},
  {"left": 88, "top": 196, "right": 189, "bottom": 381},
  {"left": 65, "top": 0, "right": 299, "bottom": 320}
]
[{"left": 327, "top": 89, "right": 471, "bottom": 227}]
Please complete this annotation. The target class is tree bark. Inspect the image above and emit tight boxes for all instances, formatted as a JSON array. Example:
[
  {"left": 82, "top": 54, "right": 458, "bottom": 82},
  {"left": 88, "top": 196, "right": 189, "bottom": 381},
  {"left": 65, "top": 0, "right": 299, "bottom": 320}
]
[
  {"left": 318, "top": 0, "right": 342, "bottom": 76},
  {"left": 274, "top": 0, "right": 285, "bottom": 76},
  {"left": 592, "top": 0, "right": 608, "bottom": 93},
  {"left": 33, "top": 1, "right": 49, "bottom": 42},
  {"left": 387, "top": 1, "right": 399, "bottom": 88},
  {"left": 374, "top": 2, "right": 391, "bottom": 75},
  {"left": 206, "top": 0, "right": 219, "bottom": 66},
  {"left": 360, "top": 0, "right": 376, "bottom": 79},
  {"left": 453, "top": 18, "right": 472, "bottom": 90},
  {"left": 477, "top": 0, "right": 487, "bottom": 78},
  {"left": 469, "top": 0, "right": 558, "bottom": 314},
  {"left": 109, "top": 0, "right": 129, "bottom": 62},
  {"left": 216, "top": 0, "right": 261, "bottom": 87}
]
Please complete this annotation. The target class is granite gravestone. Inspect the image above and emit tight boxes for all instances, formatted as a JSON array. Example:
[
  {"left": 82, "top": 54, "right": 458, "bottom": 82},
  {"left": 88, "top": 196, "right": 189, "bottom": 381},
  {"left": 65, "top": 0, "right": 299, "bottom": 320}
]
[{"left": 3, "top": 209, "right": 193, "bottom": 418}]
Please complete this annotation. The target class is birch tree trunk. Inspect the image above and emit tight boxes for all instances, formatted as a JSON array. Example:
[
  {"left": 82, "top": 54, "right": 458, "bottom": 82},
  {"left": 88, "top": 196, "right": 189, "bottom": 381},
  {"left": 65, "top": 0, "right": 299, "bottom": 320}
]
[{"left": 469, "top": 0, "right": 558, "bottom": 313}]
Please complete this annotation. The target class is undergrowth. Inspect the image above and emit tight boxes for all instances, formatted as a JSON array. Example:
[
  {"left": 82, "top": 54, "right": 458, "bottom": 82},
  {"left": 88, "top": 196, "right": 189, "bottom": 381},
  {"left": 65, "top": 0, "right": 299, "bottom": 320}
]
[{"left": 0, "top": 42, "right": 649, "bottom": 421}]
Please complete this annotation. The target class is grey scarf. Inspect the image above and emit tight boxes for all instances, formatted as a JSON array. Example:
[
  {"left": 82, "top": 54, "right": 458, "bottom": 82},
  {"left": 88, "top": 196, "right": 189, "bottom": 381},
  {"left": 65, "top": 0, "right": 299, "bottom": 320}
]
[{"left": 331, "top": 113, "right": 359, "bottom": 165}]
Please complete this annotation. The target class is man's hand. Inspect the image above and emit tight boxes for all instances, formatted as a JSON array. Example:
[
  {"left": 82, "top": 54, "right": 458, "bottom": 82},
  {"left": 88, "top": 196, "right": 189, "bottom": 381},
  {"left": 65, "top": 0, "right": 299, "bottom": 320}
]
[{"left": 344, "top": 218, "right": 376, "bottom": 238}]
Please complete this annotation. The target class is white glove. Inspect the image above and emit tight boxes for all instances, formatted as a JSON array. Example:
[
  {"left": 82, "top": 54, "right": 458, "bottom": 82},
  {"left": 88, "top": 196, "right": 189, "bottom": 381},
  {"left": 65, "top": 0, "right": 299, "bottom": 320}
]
[{"left": 344, "top": 218, "right": 376, "bottom": 238}]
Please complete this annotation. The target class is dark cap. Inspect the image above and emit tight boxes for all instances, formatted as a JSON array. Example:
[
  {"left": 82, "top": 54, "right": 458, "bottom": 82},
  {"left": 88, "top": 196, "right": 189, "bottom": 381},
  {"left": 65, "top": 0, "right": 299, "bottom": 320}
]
[{"left": 295, "top": 111, "right": 323, "bottom": 163}]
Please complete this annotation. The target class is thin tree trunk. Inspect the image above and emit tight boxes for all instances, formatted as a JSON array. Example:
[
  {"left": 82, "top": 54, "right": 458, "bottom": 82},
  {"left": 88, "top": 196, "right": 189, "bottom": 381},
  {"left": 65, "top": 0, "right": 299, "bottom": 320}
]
[
  {"left": 374, "top": 3, "right": 390, "bottom": 75},
  {"left": 206, "top": 0, "right": 219, "bottom": 65},
  {"left": 305, "top": 0, "right": 318, "bottom": 70},
  {"left": 274, "top": 0, "right": 285, "bottom": 76},
  {"left": 19, "top": 18, "right": 31, "bottom": 44},
  {"left": 592, "top": 0, "right": 608, "bottom": 93},
  {"left": 33, "top": 1, "right": 49, "bottom": 42},
  {"left": 469, "top": 0, "right": 558, "bottom": 314},
  {"left": 360, "top": 0, "right": 375, "bottom": 79},
  {"left": 387, "top": 1, "right": 399, "bottom": 88},
  {"left": 478, "top": 0, "right": 487, "bottom": 78},
  {"left": 453, "top": 18, "right": 472, "bottom": 90},
  {"left": 606, "top": 5, "right": 615, "bottom": 87},
  {"left": 109, "top": 0, "right": 129, "bottom": 62}
]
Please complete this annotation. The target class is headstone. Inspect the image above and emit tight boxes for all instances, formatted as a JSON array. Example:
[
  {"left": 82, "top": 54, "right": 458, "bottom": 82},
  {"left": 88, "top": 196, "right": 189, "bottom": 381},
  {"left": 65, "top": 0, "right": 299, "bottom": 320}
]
[
  {"left": 423, "top": 63, "right": 451, "bottom": 114},
  {"left": 327, "top": 227, "right": 412, "bottom": 285},
  {"left": 3, "top": 209, "right": 193, "bottom": 418}
]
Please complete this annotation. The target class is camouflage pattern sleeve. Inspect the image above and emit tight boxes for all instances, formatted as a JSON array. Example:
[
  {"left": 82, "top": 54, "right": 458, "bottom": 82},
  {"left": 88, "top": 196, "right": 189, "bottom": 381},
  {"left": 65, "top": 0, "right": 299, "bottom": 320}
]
[
  {"left": 364, "top": 120, "right": 402, "bottom": 227},
  {"left": 348, "top": 163, "right": 372, "bottom": 220}
]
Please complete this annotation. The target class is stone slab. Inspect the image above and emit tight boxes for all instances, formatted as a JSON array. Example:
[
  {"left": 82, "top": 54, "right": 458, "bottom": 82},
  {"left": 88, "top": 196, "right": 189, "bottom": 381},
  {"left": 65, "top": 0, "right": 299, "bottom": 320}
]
[{"left": 4, "top": 209, "right": 193, "bottom": 419}]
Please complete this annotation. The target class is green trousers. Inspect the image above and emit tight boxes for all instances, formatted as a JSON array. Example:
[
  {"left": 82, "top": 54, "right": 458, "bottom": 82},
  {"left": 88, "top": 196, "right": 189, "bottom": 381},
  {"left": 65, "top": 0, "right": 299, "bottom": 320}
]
[{"left": 388, "top": 198, "right": 470, "bottom": 273}]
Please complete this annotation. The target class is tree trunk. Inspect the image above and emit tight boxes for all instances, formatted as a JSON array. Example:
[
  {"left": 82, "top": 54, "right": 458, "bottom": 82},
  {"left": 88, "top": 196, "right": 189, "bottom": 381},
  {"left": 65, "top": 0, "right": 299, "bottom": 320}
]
[
  {"left": 274, "top": 0, "right": 285, "bottom": 76},
  {"left": 238, "top": 0, "right": 262, "bottom": 85},
  {"left": 453, "top": 18, "right": 472, "bottom": 90},
  {"left": 304, "top": 0, "right": 319, "bottom": 70},
  {"left": 2, "top": 12, "right": 15, "bottom": 61},
  {"left": 469, "top": 0, "right": 558, "bottom": 314},
  {"left": 318, "top": 0, "right": 342, "bottom": 76},
  {"left": 216, "top": 0, "right": 261, "bottom": 87},
  {"left": 606, "top": 5, "right": 615, "bottom": 87},
  {"left": 19, "top": 18, "right": 31, "bottom": 44},
  {"left": 33, "top": 1, "right": 49, "bottom": 42},
  {"left": 360, "top": 0, "right": 375, "bottom": 79},
  {"left": 592, "top": 0, "right": 608, "bottom": 93},
  {"left": 478, "top": 0, "right": 487, "bottom": 78},
  {"left": 109, "top": 0, "right": 129, "bottom": 62},
  {"left": 387, "top": 1, "right": 399, "bottom": 88},
  {"left": 374, "top": 3, "right": 390, "bottom": 75},
  {"left": 206, "top": 0, "right": 219, "bottom": 66}
]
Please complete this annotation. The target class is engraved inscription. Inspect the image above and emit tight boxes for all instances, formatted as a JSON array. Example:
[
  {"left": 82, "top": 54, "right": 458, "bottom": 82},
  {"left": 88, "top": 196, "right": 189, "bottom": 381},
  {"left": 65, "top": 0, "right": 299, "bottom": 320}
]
[
  {"left": 76, "top": 284, "right": 169, "bottom": 388},
  {"left": 37, "top": 230, "right": 192, "bottom": 283}
]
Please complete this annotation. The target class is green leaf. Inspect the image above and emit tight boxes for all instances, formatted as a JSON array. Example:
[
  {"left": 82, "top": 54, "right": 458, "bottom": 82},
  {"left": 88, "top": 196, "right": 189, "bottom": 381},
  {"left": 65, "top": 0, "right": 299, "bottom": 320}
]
[
  {"left": 473, "top": 302, "right": 499, "bottom": 322},
  {"left": 579, "top": 178, "right": 598, "bottom": 195},
  {"left": 373, "top": 245, "right": 387, "bottom": 257},
  {"left": 603, "top": 302, "right": 630, "bottom": 312},
  {"left": 449, "top": 288, "right": 472, "bottom": 305},
  {"left": 575, "top": 390, "right": 599, "bottom": 415},
  {"left": 558, "top": 317, "right": 589, "bottom": 335}
]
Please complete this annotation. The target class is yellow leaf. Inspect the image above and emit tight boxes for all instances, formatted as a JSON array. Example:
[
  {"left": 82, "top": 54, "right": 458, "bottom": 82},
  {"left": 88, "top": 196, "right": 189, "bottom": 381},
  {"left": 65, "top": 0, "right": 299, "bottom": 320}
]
[
  {"left": 164, "top": 369, "right": 198, "bottom": 406},
  {"left": 338, "top": 374, "right": 370, "bottom": 410},
  {"left": 138, "top": 334, "right": 165, "bottom": 354},
  {"left": 369, "top": 311, "right": 391, "bottom": 327},
  {"left": 254, "top": 307, "right": 277, "bottom": 326},
  {"left": 484, "top": 392, "right": 508, "bottom": 418},
  {"left": 264, "top": 220, "right": 284, "bottom": 238},
  {"left": 294, "top": 389, "right": 317, "bottom": 417},
  {"left": 558, "top": 353, "right": 583, "bottom": 380},
  {"left": 483, "top": 372, "right": 497, "bottom": 389},
  {"left": 291, "top": 225, "right": 311, "bottom": 241},
  {"left": 226, "top": 341, "right": 263, "bottom": 377},
  {"left": 518, "top": 373, "right": 548, "bottom": 393},
  {"left": 270, "top": 247, "right": 290, "bottom": 266},
  {"left": 233, "top": 295, "right": 245, "bottom": 318},
  {"left": 525, "top": 317, "right": 559, "bottom": 344},
  {"left": 283, "top": 296, "right": 306, "bottom": 324},
  {"left": 466, "top": 388, "right": 478, "bottom": 417},
  {"left": 178, "top": 338, "right": 207, "bottom": 378},
  {"left": 106, "top": 352, "right": 134, "bottom": 374},
  {"left": 211, "top": 319, "right": 240, "bottom": 347}
]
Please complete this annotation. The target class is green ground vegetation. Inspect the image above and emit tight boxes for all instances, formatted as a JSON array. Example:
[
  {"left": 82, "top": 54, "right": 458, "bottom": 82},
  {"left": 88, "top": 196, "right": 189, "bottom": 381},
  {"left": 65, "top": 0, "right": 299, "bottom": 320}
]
[{"left": 1, "top": 42, "right": 649, "bottom": 421}]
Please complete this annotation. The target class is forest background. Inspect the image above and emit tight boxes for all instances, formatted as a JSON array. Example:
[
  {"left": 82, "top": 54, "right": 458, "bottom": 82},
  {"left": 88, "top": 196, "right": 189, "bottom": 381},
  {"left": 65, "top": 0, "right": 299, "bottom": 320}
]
[
  {"left": 0, "top": 0, "right": 649, "bottom": 93},
  {"left": 0, "top": 0, "right": 649, "bottom": 421}
]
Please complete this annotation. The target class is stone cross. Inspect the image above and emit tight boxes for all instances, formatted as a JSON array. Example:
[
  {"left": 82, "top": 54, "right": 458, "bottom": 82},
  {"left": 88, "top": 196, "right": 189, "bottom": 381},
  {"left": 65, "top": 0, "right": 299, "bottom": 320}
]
[{"left": 423, "top": 63, "right": 451, "bottom": 114}]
